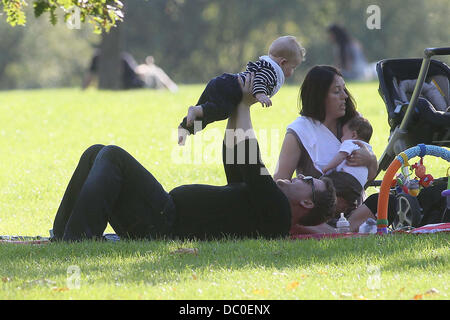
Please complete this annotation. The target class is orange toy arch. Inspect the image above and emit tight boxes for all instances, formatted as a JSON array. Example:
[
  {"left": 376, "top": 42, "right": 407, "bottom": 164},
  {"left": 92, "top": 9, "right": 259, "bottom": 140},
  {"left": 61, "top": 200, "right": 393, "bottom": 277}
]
[
  {"left": 376, "top": 144, "right": 450, "bottom": 233},
  {"left": 376, "top": 159, "right": 401, "bottom": 233}
]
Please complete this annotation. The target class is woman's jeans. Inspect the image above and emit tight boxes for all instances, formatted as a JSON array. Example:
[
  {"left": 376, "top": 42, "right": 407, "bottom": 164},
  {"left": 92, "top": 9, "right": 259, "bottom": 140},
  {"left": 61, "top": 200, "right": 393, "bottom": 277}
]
[{"left": 52, "top": 145, "right": 176, "bottom": 241}]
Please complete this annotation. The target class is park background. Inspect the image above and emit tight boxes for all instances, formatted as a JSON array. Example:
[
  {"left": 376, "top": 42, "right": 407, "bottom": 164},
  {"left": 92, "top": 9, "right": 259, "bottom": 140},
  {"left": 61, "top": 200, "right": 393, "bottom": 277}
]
[
  {"left": 0, "top": 0, "right": 449, "bottom": 89},
  {"left": 0, "top": 0, "right": 449, "bottom": 300}
]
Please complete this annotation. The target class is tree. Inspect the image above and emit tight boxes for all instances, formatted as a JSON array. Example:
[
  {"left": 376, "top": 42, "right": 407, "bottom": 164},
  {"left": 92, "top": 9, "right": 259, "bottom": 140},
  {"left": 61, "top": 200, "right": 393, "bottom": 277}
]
[
  {"left": 98, "top": 21, "right": 123, "bottom": 89},
  {"left": 1, "top": 0, "right": 125, "bottom": 89},
  {"left": 1, "top": 0, "right": 124, "bottom": 33}
]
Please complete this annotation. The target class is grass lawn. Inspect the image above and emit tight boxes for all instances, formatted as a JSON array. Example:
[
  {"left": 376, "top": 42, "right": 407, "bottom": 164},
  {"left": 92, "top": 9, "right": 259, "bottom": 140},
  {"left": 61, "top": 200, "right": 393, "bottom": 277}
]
[{"left": 0, "top": 83, "right": 449, "bottom": 300}]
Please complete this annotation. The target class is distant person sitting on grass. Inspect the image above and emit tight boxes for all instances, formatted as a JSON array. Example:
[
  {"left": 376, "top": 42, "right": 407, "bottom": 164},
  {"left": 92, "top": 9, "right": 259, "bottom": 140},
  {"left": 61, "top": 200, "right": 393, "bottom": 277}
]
[
  {"left": 135, "top": 56, "right": 178, "bottom": 92},
  {"left": 322, "top": 115, "right": 374, "bottom": 189},
  {"left": 52, "top": 74, "right": 336, "bottom": 242},
  {"left": 82, "top": 50, "right": 145, "bottom": 90},
  {"left": 177, "top": 35, "right": 306, "bottom": 146}
]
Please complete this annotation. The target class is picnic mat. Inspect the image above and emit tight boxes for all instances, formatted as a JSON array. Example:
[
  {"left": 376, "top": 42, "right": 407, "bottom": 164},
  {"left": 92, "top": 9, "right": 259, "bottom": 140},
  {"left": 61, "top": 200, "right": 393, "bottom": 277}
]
[
  {"left": 0, "top": 233, "right": 120, "bottom": 245},
  {"left": 1, "top": 224, "right": 449, "bottom": 244},
  {"left": 0, "top": 235, "right": 51, "bottom": 245},
  {"left": 290, "top": 222, "right": 450, "bottom": 240}
]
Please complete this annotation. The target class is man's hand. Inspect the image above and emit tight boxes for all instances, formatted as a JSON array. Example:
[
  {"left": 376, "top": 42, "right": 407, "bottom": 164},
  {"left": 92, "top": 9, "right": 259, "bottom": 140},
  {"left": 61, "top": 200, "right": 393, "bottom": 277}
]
[
  {"left": 186, "top": 106, "right": 203, "bottom": 128},
  {"left": 255, "top": 93, "right": 272, "bottom": 108},
  {"left": 238, "top": 74, "right": 258, "bottom": 106}
]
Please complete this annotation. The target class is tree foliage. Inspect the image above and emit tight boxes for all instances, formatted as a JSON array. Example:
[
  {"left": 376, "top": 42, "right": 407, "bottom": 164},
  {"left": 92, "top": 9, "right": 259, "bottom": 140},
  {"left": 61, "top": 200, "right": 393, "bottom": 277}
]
[
  {"left": 0, "top": 0, "right": 449, "bottom": 89},
  {"left": 1, "top": 0, "right": 123, "bottom": 32},
  {"left": 123, "top": 0, "right": 450, "bottom": 84}
]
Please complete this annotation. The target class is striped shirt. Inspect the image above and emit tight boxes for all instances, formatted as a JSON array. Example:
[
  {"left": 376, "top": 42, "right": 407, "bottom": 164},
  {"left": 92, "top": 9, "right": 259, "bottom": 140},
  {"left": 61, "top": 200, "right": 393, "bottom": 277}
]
[{"left": 238, "top": 57, "right": 282, "bottom": 97}]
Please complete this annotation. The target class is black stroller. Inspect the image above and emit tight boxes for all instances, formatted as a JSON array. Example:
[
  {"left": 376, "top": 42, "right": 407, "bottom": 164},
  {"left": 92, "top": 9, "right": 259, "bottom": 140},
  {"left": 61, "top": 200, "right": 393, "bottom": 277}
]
[
  {"left": 375, "top": 47, "right": 450, "bottom": 174},
  {"left": 372, "top": 47, "right": 450, "bottom": 230}
]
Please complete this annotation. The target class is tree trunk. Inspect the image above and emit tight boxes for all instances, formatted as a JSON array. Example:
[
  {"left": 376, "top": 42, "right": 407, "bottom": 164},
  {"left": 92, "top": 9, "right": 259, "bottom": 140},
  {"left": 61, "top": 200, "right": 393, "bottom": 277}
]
[{"left": 98, "top": 22, "right": 123, "bottom": 90}]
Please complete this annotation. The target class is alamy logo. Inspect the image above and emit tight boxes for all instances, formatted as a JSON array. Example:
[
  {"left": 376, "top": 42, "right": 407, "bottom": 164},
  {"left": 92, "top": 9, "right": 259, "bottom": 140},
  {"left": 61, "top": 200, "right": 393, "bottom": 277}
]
[
  {"left": 366, "top": 5, "right": 381, "bottom": 30},
  {"left": 366, "top": 265, "right": 381, "bottom": 290},
  {"left": 67, "top": 265, "right": 81, "bottom": 289},
  {"left": 173, "top": 121, "right": 280, "bottom": 175},
  {"left": 66, "top": 6, "right": 81, "bottom": 30}
]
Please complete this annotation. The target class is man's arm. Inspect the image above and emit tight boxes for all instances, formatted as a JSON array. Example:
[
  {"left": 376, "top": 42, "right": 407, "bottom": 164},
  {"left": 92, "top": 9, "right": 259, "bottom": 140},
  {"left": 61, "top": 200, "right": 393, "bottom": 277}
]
[
  {"left": 222, "top": 74, "right": 257, "bottom": 183},
  {"left": 291, "top": 223, "right": 336, "bottom": 234},
  {"left": 293, "top": 203, "right": 378, "bottom": 234},
  {"left": 348, "top": 204, "right": 376, "bottom": 232},
  {"left": 222, "top": 101, "right": 251, "bottom": 184},
  {"left": 224, "top": 74, "right": 257, "bottom": 140},
  {"left": 225, "top": 73, "right": 275, "bottom": 183}
]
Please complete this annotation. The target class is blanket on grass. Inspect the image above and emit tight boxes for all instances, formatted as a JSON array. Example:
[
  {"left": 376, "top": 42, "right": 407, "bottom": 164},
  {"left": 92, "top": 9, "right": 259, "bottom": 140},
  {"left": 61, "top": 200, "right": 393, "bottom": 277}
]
[
  {"left": 290, "top": 222, "right": 450, "bottom": 240},
  {"left": 1, "top": 224, "right": 449, "bottom": 244}
]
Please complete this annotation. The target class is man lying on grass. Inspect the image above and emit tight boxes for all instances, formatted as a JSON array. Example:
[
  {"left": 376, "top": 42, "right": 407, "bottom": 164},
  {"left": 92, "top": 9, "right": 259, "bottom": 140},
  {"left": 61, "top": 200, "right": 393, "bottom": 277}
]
[{"left": 52, "top": 74, "right": 336, "bottom": 241}]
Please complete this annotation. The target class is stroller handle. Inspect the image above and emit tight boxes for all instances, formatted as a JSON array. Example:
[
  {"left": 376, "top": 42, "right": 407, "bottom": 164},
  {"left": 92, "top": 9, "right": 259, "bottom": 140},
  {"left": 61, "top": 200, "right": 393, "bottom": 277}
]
[
  {"left": 424, "top": 47, "right": 450, "bottom": 57},
  {"left": 399, "top": 47, "right": 449, "bottom": 131}
]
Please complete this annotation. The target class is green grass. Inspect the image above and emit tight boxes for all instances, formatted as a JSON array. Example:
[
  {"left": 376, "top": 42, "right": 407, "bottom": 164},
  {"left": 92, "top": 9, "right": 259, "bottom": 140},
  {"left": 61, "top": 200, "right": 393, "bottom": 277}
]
[
  {"left": 0, "top": 235, "right": 449, "bottom": 300},
  {"left": 0, "top": 84, "right": 449, "bottom": 300}
]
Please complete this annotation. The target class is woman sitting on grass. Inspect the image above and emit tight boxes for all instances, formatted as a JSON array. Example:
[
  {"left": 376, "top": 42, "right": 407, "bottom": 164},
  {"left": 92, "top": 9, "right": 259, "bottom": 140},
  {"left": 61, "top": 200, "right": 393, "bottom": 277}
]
[{"left": 273, "top": 65, "right": 378, "bottom": 234}]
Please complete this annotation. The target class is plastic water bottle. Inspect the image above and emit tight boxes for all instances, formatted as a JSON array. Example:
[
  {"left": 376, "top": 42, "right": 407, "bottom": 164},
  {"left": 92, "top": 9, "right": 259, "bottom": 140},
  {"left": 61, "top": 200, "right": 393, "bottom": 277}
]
[
  {"left": 336, "top": 213, "right": 350, "bottom": 233},
  {"left": 358, "top": 218, "right": 377, "bottom": 234}
]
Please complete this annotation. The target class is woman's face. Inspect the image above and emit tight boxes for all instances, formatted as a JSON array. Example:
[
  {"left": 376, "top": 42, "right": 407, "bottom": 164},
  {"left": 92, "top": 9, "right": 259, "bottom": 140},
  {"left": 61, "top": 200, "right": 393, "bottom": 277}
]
[{"left": 324, "top": 75, "right": 348, "bottom": 121}]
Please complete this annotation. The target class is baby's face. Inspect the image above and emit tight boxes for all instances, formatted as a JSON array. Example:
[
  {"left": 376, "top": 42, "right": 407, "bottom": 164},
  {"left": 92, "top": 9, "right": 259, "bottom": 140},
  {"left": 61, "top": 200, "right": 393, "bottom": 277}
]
[
  {"left": 341, "top": 124, "right": 356, "bottom": 142},
  {"left": 280, "top": 58, "right": 301, "bottom": 78}
]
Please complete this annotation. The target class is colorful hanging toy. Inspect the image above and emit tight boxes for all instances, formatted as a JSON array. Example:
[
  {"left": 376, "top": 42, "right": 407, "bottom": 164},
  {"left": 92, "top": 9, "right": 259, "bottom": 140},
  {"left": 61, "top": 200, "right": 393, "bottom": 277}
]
[
  {"left": 378, "top": 144, "right": 450, "bottom": 234},
  {"left": 411, "top": 157, "right": 434, "bottom": 187},
  {"left": 390, "top": 145, "right": 434, "bottom": 197}
]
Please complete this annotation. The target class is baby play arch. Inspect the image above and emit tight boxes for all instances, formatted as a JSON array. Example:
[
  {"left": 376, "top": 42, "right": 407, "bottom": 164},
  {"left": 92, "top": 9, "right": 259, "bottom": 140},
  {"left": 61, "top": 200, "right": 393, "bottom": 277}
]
[{"left": 377, "top": 144, "right": 450, "bottom": 233}]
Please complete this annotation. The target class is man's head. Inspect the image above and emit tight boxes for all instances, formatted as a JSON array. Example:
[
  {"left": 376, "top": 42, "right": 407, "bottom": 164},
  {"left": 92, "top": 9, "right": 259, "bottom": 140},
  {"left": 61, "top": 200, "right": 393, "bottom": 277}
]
[{"left": 276, "top": 174, "right": 336, "bottom": 226}]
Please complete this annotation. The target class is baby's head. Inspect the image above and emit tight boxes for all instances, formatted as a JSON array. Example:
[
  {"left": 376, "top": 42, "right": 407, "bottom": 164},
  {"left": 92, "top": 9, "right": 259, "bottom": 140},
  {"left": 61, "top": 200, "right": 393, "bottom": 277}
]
[
  {"left": 341, "top": 116, "right": 373, "bottom": 143},
  {"left": 269, "top": 36, "right": 306, "bottom": 78}
]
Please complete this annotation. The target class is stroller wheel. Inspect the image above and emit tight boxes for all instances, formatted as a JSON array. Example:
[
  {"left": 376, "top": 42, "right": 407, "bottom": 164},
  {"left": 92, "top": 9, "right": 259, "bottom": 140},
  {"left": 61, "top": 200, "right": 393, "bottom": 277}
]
[{"left": 392, "top": 193, "right": 423, "bottom": 230}]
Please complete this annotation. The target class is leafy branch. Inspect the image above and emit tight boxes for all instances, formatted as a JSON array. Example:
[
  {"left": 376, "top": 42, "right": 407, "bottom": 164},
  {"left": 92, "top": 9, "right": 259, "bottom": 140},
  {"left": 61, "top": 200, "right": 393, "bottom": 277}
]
[{"left": 1, "top": 0, "right": 124, "bottom": 32}]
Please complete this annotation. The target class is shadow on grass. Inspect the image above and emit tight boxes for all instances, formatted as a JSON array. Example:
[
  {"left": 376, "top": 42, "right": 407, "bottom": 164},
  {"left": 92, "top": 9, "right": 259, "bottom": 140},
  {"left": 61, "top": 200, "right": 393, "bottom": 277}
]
[{"left": 0, "top": 233, "right": 448, "bottom": 287}]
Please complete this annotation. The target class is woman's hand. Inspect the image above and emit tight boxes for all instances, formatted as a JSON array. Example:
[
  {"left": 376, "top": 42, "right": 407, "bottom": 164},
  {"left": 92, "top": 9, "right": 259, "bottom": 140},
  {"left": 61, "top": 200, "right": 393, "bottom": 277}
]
[
  {"left": 346, "top": 141, "right": 372, "bottom": 166},
  {"left": 238, "top": 73, "right": 258, "bottom": 106},
  {"left": 346, "top": 141, "right": 378, "bottom": 181}
]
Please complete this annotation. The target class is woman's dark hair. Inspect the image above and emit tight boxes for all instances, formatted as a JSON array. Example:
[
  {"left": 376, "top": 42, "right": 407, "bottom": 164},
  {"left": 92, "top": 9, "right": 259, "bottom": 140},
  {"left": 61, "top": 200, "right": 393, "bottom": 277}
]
[
  {"left": 327, "top": 24, "right": 352, "bottom": 69},
  {"left": 299, "top": 65, "right": 357, "bottom": 123}
]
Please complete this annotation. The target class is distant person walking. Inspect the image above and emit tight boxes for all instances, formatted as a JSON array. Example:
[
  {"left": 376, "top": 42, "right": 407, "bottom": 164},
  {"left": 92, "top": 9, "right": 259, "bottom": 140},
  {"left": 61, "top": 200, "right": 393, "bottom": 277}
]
[{"left": 327, "top": 24, "right": 376, "bottom": 81}]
